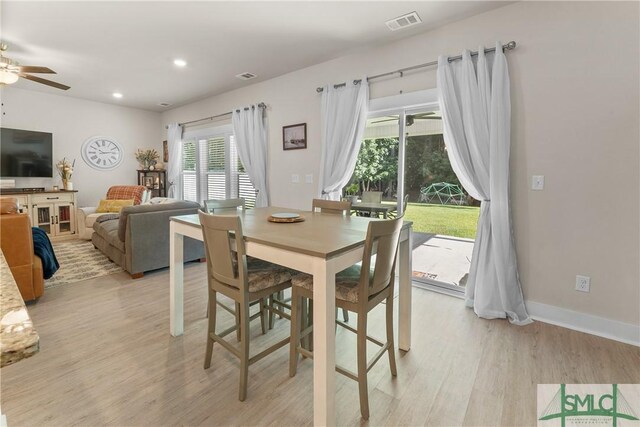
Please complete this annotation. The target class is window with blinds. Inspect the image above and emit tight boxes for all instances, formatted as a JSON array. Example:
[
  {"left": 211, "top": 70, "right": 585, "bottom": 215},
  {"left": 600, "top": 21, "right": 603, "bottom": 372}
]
[{"left": 180, "top": 128, "right": 257, "bottom": 206}]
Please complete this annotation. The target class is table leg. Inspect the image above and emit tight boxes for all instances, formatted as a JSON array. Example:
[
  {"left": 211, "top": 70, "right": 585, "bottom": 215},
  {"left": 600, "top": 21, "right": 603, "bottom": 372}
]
[
  {"left": 313, "top": 260, "right": 336, "bottom": 426},
  {"left": 398, "top": 228, "right": 412, "bottom": 351},
  {"left": 170, "top": 221, "right": 184, "bottom": 337}
]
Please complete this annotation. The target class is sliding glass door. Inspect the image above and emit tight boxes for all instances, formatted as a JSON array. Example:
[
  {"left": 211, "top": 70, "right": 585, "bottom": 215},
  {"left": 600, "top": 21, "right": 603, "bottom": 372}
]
[{"left": 353, "top": 106, "right": 479, "bottom": 294}]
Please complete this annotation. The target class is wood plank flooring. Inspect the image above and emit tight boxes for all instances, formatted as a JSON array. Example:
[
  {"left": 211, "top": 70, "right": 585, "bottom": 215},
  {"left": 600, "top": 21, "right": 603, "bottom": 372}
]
[{"left": 1, "top": 262, "right": 638, "bottom": 426}]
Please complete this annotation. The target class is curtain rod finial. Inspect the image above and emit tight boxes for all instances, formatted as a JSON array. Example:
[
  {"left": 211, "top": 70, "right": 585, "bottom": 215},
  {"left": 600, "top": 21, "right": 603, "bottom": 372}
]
[{"left": 506, "top": 41, "right": 516, "bottom": 50}]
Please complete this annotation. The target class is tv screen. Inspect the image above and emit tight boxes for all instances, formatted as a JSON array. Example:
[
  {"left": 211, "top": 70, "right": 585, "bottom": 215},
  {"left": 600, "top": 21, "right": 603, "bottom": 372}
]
[{"left": 0, "top": 127, "right": 53, "bottom": 178}]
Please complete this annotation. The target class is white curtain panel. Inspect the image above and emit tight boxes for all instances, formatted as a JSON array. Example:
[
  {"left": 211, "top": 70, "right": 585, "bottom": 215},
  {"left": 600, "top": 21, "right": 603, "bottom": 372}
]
[
  {"left": 166, "top": 123, "right": 183, "bottom": 199},
  {"left": 437, "top": 42, "right": 531, "bottom": 325},
  {"left": 232, "top": 105, "right": 270, "bottom": 207},
  {"left": 319, "top": 79, "right": 369, "bottom": 200}
]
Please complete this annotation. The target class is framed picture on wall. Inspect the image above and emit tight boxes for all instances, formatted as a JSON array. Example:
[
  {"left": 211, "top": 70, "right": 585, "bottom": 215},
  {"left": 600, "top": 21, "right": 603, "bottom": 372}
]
[
  {"left": 283, "top": 123, "right": 307, "bottom": 150},
  {"left": 163, "top": 140, "right": 169, "bottom": 162}
]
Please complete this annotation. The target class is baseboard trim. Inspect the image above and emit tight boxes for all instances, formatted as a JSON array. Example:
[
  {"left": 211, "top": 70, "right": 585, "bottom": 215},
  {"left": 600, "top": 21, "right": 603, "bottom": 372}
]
[{"left": 526, "top": 300, "right": 640, "bottom": 347}]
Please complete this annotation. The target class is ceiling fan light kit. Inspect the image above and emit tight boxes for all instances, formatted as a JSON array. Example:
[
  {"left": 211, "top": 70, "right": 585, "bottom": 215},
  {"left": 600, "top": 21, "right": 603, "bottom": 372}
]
[{"left": 0, "top": 69, "right": 19, "bottom": 84}]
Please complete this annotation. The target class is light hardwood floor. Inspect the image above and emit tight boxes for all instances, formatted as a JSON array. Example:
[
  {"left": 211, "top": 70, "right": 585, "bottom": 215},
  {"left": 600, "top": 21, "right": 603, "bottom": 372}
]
[{"left": 1, "top": 262, "right": 638, "bottom": 426}]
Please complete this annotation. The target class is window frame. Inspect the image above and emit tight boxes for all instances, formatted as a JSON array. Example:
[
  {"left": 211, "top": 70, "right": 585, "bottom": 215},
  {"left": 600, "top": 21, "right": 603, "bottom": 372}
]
[{"left": 180, "top": 124, "right": 255, "bottom": 205}]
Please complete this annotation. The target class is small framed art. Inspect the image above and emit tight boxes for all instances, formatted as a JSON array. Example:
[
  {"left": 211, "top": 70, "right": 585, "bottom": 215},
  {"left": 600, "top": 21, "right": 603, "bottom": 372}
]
[{"left": 283, "top": 123, "right": 307, "bottom": 150}]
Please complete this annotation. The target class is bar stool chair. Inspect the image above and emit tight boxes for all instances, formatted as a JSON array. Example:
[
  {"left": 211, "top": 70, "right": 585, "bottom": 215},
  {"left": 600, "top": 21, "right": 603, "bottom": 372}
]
[
  {"left": 312, "top": 198, "right": 352, "bottom": 323},
  {"left": 204, "top": 198, "right": 245, "bottom": 213},
  {"left": 288, "top": 216, "right": 403, "bottom": 420},
  {"left": 202, "top": 198, "right": 253, "bottom": 340},
  {"left": 199, "top": 211, "right": 292, "bottom": 401}
]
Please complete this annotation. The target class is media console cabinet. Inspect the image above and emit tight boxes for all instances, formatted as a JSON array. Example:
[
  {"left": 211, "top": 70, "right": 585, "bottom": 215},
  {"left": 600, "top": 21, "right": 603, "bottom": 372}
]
[{"left": 0, "top": 189, "right": 78, "bottom": 239}]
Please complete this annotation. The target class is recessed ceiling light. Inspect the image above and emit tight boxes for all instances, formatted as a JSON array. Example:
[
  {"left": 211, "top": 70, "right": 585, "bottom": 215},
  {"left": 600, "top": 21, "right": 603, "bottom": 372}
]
[
  {"left": 112, "top": 92, "right": 123, "bottom": 99},
  {"left": 173, "top": 59, "right": 187, "bottom": 67}
]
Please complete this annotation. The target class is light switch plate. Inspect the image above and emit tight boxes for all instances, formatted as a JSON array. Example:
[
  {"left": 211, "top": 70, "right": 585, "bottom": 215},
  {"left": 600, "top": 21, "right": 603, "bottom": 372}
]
[
  {"left": 532, "top": 175, "right": 545, "bottom": 190},
  {"left": 291, "top": 174, "right": 300, "bottom": 183},
  {"left": 305, "top": 174, "right": 313, "bottom": 184}
]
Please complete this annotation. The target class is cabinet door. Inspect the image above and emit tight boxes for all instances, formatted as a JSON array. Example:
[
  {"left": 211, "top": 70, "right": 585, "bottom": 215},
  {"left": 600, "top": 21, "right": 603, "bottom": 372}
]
[
  {"left": 32, "top": 204, "right": 54, "bottom": 235},
  {"left": 55, "top": 202, "right": 76, "bottom": 236}
]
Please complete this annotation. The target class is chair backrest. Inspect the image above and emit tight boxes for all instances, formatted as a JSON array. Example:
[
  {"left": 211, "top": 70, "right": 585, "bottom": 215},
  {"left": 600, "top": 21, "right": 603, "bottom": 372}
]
[
  {"left": 204, "top": 198, "right": 245, "bottom": 214},
  {"left": 311, "top": 199, "right": 351, "bottom": 216},
  {"left": 361, "top": 191, "right": 382, "bottom": 203},
  {"left": 198, "top": 211, "right": 248, "bottom": 292},
  {"left": 106, "top": 185, "right": 147, "bottom": 205},
  {"left": 359, "top": 217, "right": 403, "bottom": 300}
]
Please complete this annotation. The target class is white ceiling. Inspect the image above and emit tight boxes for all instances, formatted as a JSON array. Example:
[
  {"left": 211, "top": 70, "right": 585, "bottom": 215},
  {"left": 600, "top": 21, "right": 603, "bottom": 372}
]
[{"left": 2, "top": 1, "right": 509, "bottom": 112}]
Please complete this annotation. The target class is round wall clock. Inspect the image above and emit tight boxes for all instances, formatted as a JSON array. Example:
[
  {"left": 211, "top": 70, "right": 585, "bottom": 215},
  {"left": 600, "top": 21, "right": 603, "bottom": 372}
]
[{"left": 81, "top": 136, "right": 124, "bottom": 170}]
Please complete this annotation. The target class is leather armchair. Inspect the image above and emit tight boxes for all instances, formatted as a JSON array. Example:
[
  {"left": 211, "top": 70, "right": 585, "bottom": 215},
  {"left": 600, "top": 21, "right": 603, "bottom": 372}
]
[{"left": 0, "top": 213, "right": 44, "bottom": 301}]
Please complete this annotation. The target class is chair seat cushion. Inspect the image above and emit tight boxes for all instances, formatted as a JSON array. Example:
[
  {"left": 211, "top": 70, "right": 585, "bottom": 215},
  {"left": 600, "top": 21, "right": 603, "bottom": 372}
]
[
  {"left": 292, "top": 265, "right": 364, "bottom": 303},
  {"left": 92, "top": 219, "right": 125, "bottom": 252},
  {"left": 243, "top": 257, "right": 293, "bottom": 293}
]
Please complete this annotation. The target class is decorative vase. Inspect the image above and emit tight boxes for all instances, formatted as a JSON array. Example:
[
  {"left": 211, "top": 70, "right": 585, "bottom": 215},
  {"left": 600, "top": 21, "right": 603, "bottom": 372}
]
[{"left": 63, "top": 180, "right": 73, "bottom": 191}]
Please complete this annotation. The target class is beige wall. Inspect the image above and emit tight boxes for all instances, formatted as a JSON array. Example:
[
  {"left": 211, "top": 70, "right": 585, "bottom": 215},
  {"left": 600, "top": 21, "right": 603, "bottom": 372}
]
[
  {"left": 162, "top": 1, "right": 639, "bottom": 326},
  {"left": 1, "top": 87, "right": 162, "bottom": 206}
]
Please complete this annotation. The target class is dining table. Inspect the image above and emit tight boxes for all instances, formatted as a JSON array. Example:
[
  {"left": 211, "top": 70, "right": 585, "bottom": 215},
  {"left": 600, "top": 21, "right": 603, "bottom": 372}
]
[
  {"left": 169, "top": 206, "right": 413, "bottom": 426},
  {"left": 350, "top": 201, "right": 398, "bottom": 218}
]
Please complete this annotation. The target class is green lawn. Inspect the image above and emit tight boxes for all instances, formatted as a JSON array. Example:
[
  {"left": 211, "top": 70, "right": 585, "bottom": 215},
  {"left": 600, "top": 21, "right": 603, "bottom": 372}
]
[{"left": 402, "top": 203, "right": 480, "bottom": 239}]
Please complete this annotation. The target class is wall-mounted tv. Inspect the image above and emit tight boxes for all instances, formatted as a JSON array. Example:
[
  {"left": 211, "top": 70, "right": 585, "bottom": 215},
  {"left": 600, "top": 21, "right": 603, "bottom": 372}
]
[{"left": 0, "top": 127, "right": 53, "bottom": 178}]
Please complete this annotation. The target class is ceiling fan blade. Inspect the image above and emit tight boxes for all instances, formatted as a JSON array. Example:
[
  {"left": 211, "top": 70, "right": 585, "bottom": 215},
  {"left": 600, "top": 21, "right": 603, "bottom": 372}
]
[
  {"left": 19, "top": 73, "right": 70, "bottom": 90},
  {"left": 17, "top": 66, "right": 56, "bottom": 74}
]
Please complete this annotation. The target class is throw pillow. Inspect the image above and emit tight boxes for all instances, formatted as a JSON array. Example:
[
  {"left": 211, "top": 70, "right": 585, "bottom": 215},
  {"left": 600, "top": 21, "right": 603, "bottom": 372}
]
[{"left": 96, "top": 199, "right": 134, "bottom": 213}]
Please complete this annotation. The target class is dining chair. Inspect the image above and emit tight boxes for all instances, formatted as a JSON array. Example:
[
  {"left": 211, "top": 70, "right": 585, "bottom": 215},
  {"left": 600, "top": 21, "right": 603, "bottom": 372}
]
[
  {"left": 311, "top": 198, "right": 352, "bottom": 215},
  {"left": 202, "top": 198, "right": 248, "bottom": 340},
  {"left": 204, "top": 198, "right": 245, "bottom": 213},
  {"left": 311, "top": 198, "right": 352, "bottom": 323},
  {"left": 288, "top": 216, "right": 403, "bottom": 420},
  {"left": 199, "top": 211, "right": 292, "bottom": 401}
]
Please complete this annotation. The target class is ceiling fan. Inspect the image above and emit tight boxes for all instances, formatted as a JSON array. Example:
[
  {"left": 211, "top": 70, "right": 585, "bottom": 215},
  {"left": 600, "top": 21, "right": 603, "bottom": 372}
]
[
  {"left": 372, "top": 112, "right": 442, "bottom": 127},
  {"left": 0, "top": 43, "right": 70, "bottom": 90}
]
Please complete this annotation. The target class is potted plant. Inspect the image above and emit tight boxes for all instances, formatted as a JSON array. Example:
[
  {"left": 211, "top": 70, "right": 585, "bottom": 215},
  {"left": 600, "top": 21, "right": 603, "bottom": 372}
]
[
  {"left": 344, "top": 182, "right": 360, "bottom": 204},
  {"left": 135, "top": 149, "right": 160, "bottom": 170}
]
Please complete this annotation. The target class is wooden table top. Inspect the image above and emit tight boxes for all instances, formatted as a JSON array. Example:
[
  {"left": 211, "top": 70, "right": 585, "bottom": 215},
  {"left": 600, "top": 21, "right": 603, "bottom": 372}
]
[{"left": 172, "top": 206, "right": 411, "bottom": 259}]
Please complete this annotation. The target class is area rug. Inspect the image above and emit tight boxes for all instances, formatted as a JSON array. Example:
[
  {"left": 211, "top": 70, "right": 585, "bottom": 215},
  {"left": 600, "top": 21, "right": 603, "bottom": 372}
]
[{"left": 45, "top": 240, "right": 123, "bottom": 288}]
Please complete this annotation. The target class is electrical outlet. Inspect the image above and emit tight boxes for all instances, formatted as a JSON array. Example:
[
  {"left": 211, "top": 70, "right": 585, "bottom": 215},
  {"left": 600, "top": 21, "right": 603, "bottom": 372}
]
[
  {"left": 291, "top": 174, "right": 299, "bottom": 183},
  {"left": 532, "top": 175, "right": 545, "bottom": 190},
  {"left": 305, "top": 174, "right": 313, "bottom": 184},
  {"left": 575, "top": 275, "right": 590, "bottom": 293}
]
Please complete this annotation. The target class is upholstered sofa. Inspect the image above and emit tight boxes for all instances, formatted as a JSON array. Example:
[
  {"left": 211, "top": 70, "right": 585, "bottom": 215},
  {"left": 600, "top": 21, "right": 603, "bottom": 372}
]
[
  {"left": 77, "top": 185, "right": 150, "bottom": 240},
  {"left": 91, "top": 201, "right": 205, "bottom": 278},
  {"left": 0, "top": 198, "right": 44, "bottom": 301}
]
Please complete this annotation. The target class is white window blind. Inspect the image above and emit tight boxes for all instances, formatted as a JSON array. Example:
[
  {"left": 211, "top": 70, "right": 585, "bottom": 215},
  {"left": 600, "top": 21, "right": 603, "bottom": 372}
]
[{"left": 179, "top": 127, "right": 256, "bottom": 206}]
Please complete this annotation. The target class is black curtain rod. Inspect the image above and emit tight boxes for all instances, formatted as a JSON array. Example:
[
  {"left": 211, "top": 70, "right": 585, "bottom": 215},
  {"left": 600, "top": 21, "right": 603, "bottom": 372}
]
[
  {"left": 165, "top": 102, "right": 267, "bottom": 129},
  {"left": 316, "top": 41, "right": 516, "bottom": 93}
]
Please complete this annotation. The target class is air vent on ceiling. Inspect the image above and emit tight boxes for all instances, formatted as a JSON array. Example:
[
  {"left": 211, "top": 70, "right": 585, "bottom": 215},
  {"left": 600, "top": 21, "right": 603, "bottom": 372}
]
[
  {"left": 235, "top": 72, "right": 257, "bottom": 80},
  {"left": 386, "top": 11, "right": 422, "bottom": 31},
  {"left": 158, "top": 102, "right": 172, "bottom": 107}
]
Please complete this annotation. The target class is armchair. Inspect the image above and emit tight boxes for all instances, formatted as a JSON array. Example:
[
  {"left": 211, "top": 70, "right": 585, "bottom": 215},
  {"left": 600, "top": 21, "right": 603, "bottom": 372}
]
[
  {"left": 77, "top": 186, "right": 150, "bottom": 240},
  {"left": 0, "top": 198, "right": 44, "bottom": 301}
]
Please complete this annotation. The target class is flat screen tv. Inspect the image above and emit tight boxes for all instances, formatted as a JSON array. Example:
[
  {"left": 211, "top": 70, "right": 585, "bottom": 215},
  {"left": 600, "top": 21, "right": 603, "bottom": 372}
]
[{"left": 0, "top": 127, "right": 53, "bottom": 178}]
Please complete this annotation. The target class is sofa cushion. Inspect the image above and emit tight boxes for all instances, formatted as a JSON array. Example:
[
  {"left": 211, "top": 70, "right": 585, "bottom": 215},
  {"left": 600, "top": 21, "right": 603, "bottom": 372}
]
[
  {"left": 106, "top": 186, "right": 147, "bottom": 205},
  {"left": 117, "top": 201, "right": 202, "bottom": 242},
  {"left": 96, "top": 198, "right": 134, "bottom": 213},
  {"left": 93, "top": 219, "right": 125, "bottom": 252}
]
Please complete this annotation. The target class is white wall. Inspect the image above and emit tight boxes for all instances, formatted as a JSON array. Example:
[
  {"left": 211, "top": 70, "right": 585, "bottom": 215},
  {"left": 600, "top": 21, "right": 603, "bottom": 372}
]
[
  {"left": 161, "top": 1, "right": 639, "bottom": 328},
  {"left": 1, "top": 87, "right": 162, "bottom": 206}
]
